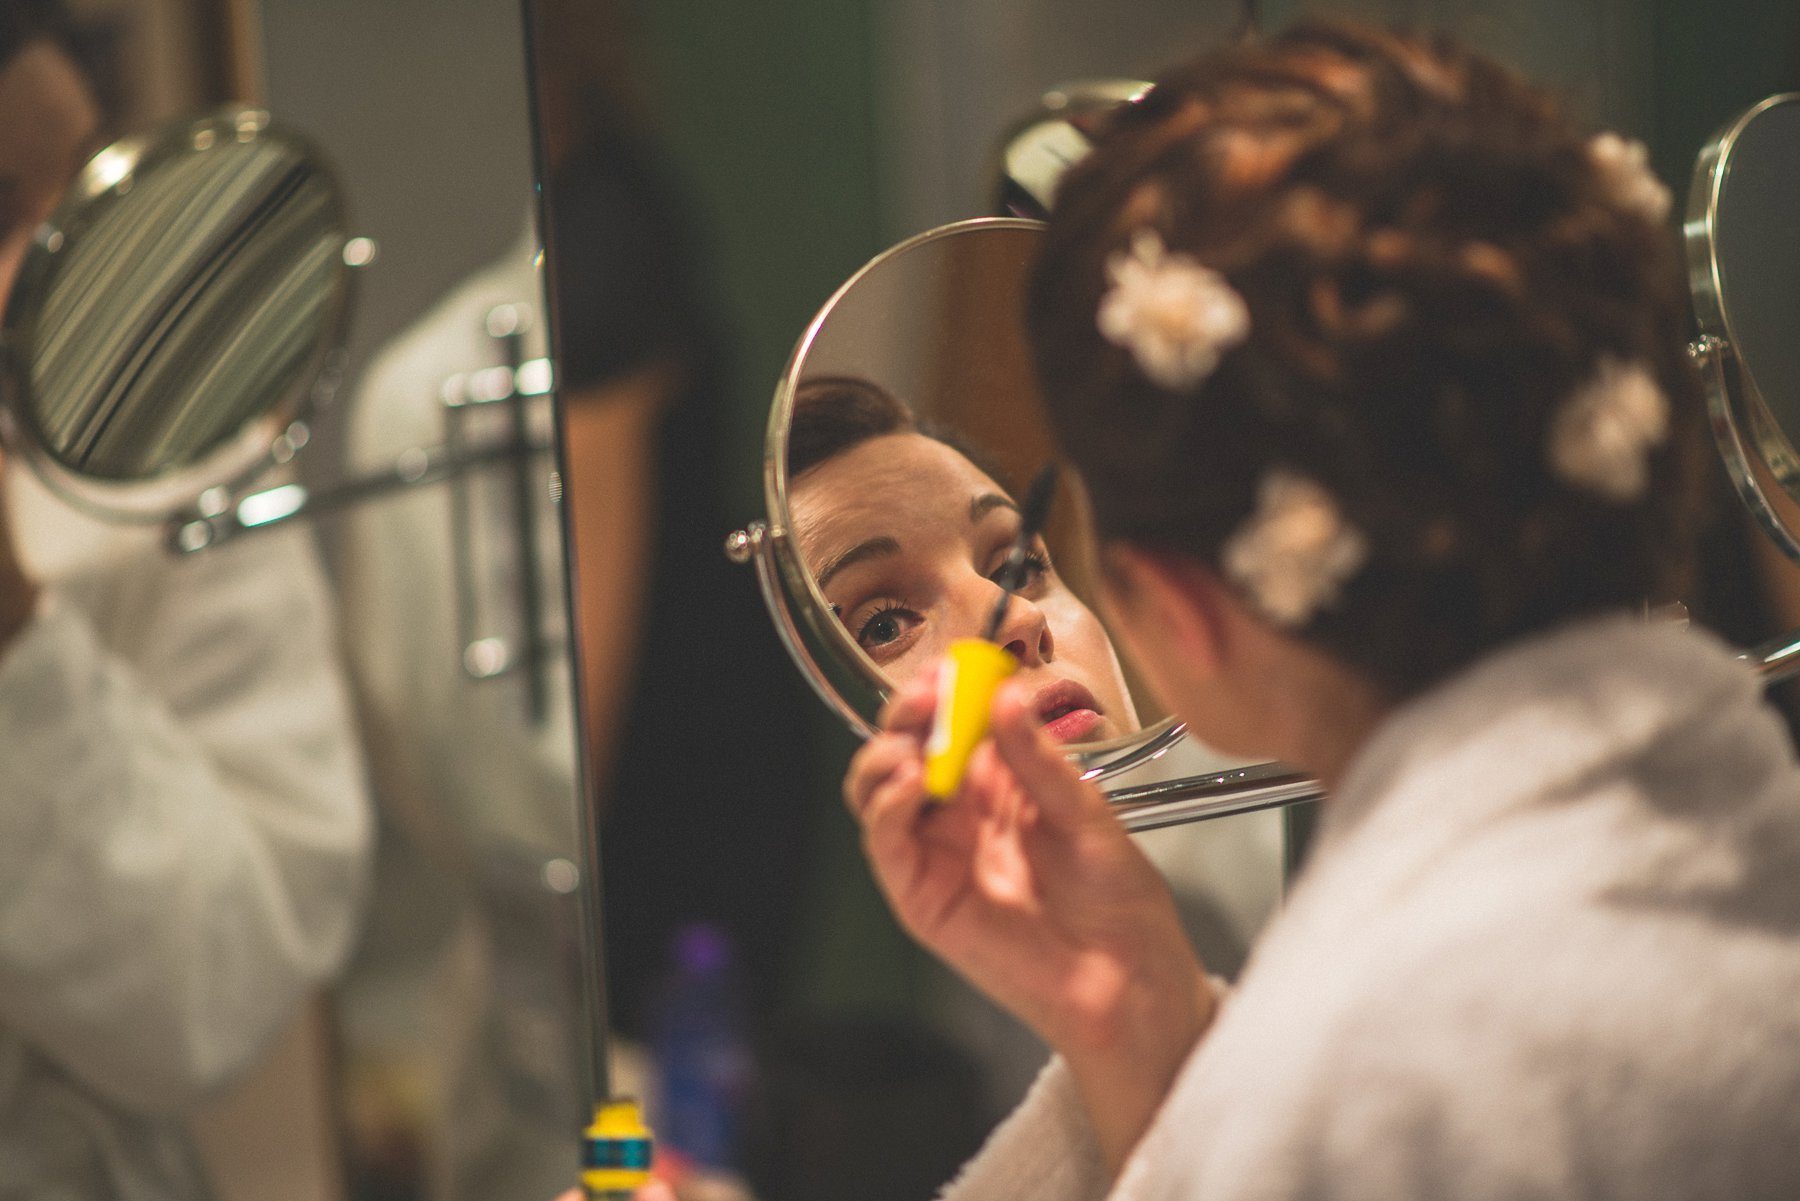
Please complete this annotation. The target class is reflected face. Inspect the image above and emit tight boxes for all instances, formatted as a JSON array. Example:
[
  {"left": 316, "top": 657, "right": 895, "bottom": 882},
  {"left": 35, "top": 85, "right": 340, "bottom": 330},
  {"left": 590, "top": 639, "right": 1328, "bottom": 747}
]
[
  {"left": 792, "top": 432, "right": 1139, "bottom": 742},
  {"left": 0, "top": 42, "right": 101, "bottom": 299}
]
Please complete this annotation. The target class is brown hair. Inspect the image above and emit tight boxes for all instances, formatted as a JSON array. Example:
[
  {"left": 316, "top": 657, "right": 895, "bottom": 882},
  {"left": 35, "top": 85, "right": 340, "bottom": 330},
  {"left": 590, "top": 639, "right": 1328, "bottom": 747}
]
[
  {"left": 1028, "top": 20, "right": 1706, "bottom": 695},
  {"left": 789, "top": 375, "right": 1020, "bottom": 498},
  {"left": 789, "top": 376, "right": 919, "bottom": 478}
]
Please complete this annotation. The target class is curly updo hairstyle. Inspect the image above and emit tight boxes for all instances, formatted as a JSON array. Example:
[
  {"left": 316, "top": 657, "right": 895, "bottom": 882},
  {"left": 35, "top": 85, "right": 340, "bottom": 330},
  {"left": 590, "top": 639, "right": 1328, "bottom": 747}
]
[{"left": 1028, "top": 20, "right": 1706, "bottom": 697}]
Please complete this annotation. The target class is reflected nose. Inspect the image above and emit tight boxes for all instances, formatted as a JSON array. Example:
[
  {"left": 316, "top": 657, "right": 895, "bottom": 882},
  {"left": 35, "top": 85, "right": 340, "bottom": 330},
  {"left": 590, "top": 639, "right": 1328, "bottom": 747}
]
[{"left": 993, "top": 590, "right": 1054, "bottom": 667}]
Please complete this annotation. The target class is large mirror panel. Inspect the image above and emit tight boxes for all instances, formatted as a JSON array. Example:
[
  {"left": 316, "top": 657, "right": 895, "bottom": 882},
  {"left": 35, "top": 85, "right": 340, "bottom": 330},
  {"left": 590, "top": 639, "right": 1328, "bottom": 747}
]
[
  {"left": 542, "top": 4, "right": 1279, "bottom": 1199},
  {"left": 255, "top": 3, "right": 591, "bottom": 1198},
  {"left": 555, "top": 2, "right": 1800, "bottom": 1199},
  {"left": 0, "top": 1, "right": 598, "bottom": 1196}
]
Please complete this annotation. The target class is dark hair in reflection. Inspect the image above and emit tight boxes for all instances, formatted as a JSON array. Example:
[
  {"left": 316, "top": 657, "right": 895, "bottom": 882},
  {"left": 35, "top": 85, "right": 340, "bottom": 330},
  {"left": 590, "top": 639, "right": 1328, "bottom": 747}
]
[
  {"left": 790, "top": 376, "right": 919, "bottom": 477},
  {"left": 790, "top": 375, "right": 1017, "bottom": 494}
]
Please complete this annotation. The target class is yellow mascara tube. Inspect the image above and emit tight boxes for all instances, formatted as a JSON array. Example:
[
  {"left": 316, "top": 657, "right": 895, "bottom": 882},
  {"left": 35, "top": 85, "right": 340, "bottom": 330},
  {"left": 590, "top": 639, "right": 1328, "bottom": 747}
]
[
  {"left": 919, "top": 463, "right": 1059, "bottom": 800},
  {"left": 923, "top": 638, "right": 1019, "bottom": 798}
]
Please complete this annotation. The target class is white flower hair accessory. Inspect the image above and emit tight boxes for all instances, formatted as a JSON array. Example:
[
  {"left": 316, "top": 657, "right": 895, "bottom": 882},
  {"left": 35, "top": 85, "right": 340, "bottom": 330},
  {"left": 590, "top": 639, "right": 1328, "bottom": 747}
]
[
  {"left": 1548, "top": 356, "right": 1670, "bottom": 503},
  {"left": 1097, "top": 230, "right": 1250, "bottom": 391},
  {"left": 1588, "top": 132, "right": 1672, "bottom": 224},
  {"left": 1222, "top": 468, "right": 1368, "bottom": 628}
]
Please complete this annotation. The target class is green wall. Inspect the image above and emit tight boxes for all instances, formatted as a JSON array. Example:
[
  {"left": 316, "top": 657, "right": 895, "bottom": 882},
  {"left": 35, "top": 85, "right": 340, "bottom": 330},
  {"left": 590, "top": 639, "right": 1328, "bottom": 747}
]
[
  {"left": 628, "top": 0, "right": 930, "bottom": 1015},
  {"left": 1648, "top": 0, "right": 1800, "bottom": 194},
  {"left": 630, "top": 0, "right": 887, "bottom": 513}
]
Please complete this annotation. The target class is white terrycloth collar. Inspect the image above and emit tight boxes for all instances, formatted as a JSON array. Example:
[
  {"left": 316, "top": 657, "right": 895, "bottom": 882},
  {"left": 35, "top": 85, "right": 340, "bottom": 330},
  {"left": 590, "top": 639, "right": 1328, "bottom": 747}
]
[
  {"left": 1096, "top": 613, "right": 1795, "bottom": 1201},
  {"left": 1316, "top": 612, "right": 1769, "bottom": 869}
]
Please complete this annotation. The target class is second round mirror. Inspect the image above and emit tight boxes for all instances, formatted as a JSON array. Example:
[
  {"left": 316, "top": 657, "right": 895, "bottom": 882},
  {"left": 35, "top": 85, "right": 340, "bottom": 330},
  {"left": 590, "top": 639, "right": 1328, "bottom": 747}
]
[{"left": 1, "top": 106, "right": 349, "bottom": 520}]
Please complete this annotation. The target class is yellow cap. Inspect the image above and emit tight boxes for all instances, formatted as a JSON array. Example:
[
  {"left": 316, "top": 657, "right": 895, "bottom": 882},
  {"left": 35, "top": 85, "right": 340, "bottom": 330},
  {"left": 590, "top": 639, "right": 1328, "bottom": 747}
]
[
  {"left": 923, "top": 639, "right": 1019, "bottom": 799},
  {"left": 582, "top": 1098, "right": 653, "bottom": 1196}
]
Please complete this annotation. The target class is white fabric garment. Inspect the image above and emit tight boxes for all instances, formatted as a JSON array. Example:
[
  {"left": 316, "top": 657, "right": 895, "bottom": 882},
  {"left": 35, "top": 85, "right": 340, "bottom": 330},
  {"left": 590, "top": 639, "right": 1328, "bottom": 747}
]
[
  {"left": 339, "top": 222, "right": 576, "bottom": 864},
  {"left": 335, "top": 223, "right": 583, "bottom": 1201},
  {"left": 940, "top": 614, "right": 1800, "bottom": 1201},
  {"left": 0, "top": 469, "right": 371, "bottom": 1199}
]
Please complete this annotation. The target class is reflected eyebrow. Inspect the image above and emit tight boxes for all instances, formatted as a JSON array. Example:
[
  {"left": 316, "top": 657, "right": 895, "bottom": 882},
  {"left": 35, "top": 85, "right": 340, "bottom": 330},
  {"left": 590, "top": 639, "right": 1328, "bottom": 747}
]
[
  {"left": 817, "top": 535, "right": 901, "bottom": 591},
  {"left": 970, "top": 493, "right": 1018, "bottom": 523}
]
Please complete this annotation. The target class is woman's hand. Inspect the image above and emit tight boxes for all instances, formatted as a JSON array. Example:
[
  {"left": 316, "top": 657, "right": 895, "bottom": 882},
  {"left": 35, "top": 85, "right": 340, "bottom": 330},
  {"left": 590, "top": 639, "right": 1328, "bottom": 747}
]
[{"left": 843, "top": 667, "right": 1221, "bottom": 1171}]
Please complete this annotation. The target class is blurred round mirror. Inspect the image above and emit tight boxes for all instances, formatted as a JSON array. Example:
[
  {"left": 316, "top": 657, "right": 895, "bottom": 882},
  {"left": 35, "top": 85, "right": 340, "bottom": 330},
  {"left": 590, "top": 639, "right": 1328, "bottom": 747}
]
[
  {"left": 994, "top": 79, "right": 1149, "bottom": 219},
  {"left": 758, "top": 217, "right": 1182, "bottom": 778},
  {"left": 0, "top": 105, "right": 351, "bottom": 519},
  {"left": 1688, "top": 92, "right": 1800, "bottom": 561}
]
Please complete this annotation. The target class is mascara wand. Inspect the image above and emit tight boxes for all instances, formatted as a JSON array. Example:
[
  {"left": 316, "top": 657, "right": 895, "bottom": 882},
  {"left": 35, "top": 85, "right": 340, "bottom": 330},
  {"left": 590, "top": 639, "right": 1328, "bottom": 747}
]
[
  {"left": 925, "top": 463, "right": 1060, "bottom": 799},
  {"left": 981, "top": 463, "right": 1061, "bottom": 642}
]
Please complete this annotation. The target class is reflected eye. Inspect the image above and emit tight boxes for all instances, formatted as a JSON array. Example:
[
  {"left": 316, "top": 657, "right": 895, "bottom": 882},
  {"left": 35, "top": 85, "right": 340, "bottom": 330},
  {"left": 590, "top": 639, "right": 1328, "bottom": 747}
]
[
  {"left": 857, "top": 604, "right": 921, "bottom": 652},
  {"left": 990, "top": 548, "right": 1054, "bottom": 593}
]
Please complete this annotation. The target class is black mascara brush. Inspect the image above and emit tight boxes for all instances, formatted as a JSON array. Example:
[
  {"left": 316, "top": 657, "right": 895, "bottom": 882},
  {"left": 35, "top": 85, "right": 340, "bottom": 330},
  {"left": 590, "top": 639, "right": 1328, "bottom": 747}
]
[{"left": 982, "top": 463, "right": 1061, "bottom": 642}]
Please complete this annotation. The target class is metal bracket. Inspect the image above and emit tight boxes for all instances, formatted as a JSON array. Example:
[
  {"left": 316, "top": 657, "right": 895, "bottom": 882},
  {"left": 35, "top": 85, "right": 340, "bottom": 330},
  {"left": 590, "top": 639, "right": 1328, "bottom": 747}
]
[{"left": 166, "top": 308, "right": 562, "bottom": 720}]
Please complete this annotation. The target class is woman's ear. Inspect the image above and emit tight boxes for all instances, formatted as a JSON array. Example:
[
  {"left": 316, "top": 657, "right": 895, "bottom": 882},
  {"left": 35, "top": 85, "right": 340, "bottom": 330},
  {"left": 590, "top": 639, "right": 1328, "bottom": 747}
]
[{"left": 1098, "top": 544, "right": 1230, "bottom": 683}]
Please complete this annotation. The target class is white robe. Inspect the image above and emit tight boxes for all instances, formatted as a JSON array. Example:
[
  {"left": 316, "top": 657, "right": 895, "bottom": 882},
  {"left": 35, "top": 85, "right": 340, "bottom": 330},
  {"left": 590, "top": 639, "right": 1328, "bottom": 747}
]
[
  {"left": 334, "top": 225, "right": 583, "bottom": 1201},
  {"left": 0, "top": 472, "right": 371, "bottom": 1199},
  {"left": 940, "top": 615, "right": 1800, "bottom": 1200}
]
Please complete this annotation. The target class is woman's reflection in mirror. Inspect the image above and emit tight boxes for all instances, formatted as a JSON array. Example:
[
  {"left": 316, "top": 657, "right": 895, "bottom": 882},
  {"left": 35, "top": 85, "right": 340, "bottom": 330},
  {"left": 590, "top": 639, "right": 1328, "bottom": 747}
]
[
  {"left": 790, "top": 377, "right": 1139, "bottom": 743},
  {"left": 0, "top": 3, "right": 370, "bottom": 1197}
]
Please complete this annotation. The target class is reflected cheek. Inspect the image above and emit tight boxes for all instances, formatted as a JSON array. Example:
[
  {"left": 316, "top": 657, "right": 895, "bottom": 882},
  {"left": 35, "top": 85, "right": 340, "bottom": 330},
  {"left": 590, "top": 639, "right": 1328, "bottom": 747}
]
[
  {"left": 877, "top": 612, "right": 957, "bottom": 694},
  {"left": 1041, "top": 596, "right": 1139, "bottom": 722},
  {"left": 1043, "top": 596, "right": 1114, "bottom": 675}
]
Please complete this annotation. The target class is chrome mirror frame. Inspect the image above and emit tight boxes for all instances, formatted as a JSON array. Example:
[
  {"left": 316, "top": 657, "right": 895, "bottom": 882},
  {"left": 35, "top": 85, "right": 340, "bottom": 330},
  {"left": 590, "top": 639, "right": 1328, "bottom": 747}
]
[
  {"left": 1685, "top": 92, "right": 1800, "bottom": 684},
  {"left": 735, "top": 216, "right": 1186, "bottom": 784}
]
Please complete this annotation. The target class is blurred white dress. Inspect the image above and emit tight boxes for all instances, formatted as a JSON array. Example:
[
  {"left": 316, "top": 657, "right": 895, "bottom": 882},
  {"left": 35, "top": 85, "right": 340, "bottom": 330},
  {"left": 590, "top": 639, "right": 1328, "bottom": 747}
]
[
  {"left": 0, "top": 469, "right": 371, "bottom": 1199},
  {"left": 939, "top": 616, "right": 1800, "bottom": 1200}
]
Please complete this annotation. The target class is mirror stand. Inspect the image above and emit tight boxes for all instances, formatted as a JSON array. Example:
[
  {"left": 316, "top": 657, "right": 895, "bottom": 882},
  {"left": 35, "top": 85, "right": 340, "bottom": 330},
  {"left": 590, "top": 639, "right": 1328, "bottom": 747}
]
[
  {"left": 725, "top": 519, "right": 876, "bottom": 738},
  {"left": 164, "top": 318, "right": 554, "bottom": 553}
]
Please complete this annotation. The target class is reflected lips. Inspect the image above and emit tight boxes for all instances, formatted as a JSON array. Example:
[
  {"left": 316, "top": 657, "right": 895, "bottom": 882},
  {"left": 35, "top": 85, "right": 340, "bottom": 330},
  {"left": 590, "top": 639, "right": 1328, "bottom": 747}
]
[{"left": 1034, "top": 679, "right": 1103, "bottom": 743}]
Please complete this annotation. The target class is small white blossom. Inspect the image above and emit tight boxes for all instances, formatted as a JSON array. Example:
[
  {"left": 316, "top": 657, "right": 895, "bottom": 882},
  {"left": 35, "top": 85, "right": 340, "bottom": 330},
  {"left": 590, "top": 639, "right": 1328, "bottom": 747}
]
[
  {"left": 1097, "top": 230, "right": 1250, "bottom": 391},
  {"left": 1222, "top": 468, "right": 1367, "bottom": 628},
  {"left": 1548, "top": 356, "right": 1670, "bottom": 503},
  {"left": 1589, "top": 132, "right": 1672, "bottom": 224}
]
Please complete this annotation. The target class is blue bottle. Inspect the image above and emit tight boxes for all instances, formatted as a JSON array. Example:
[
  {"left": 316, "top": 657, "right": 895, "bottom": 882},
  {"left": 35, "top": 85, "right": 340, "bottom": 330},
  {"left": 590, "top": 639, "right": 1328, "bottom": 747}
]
[{"left": 651, "top": 923, "right": 751, "bottom": 1172}]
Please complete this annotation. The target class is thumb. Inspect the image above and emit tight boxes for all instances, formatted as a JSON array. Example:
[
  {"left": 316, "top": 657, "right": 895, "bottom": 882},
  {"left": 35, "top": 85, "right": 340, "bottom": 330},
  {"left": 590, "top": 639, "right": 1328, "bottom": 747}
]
[{"left": 988, "top": 679, "right": 1110, "bottom": 829}]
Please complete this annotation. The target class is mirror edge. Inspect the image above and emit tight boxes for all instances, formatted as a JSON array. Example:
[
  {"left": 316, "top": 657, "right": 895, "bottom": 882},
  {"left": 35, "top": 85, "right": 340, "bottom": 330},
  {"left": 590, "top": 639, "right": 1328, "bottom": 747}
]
[{"left": 1683, "top": 92, "right": 1800, "bottom": 565}]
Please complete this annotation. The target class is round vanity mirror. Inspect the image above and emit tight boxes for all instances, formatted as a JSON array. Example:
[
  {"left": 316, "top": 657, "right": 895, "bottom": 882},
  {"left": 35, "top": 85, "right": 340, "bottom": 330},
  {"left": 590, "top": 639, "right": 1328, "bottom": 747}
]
[
  {"left": 1688, "top": 93, "right": 1800, "bottom": 562},
  {"left": 744, "top": 217, "right": 1184, "bottom": 779},
  {"left": 0, "top": 106, "right": 351, "bottom": 519}
]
